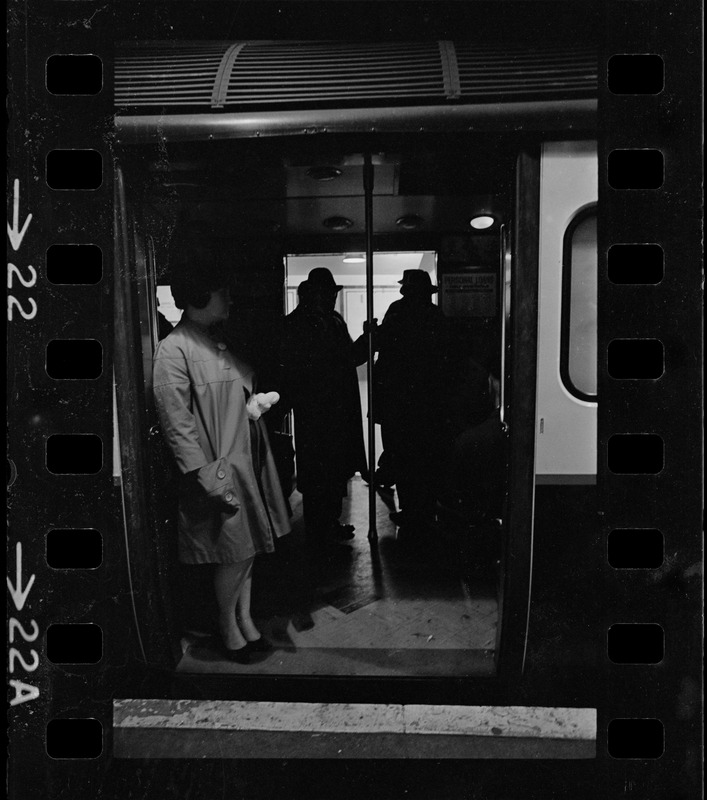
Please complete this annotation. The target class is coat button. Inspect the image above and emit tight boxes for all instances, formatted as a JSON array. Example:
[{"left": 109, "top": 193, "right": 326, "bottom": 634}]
[
  {"left": 217, "top": 342, "right": 227, "bottom": 351},
  {"left": 217, "top": 470, "right": 226, "bottom": 479},
  {"left": 224, "top": 492, "right": 234, "bottom": 502}
]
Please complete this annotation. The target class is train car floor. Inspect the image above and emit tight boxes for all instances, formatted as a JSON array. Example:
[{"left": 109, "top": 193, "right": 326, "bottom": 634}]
[{"left": 176, "top": 477, "right": 498, "bottom": 677}]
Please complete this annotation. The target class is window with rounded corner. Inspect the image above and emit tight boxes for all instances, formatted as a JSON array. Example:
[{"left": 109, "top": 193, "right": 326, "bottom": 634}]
[{"left": 561, "top": 205, "right": 597, "bottom": 401}]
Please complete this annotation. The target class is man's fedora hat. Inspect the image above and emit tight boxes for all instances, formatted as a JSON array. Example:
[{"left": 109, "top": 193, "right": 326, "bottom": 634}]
[
  {"left": 305, "top": 267, "right": 343, "bottom": 291},
  {"left": 398, "top": 269, "right": 438, "bottom": 293}
]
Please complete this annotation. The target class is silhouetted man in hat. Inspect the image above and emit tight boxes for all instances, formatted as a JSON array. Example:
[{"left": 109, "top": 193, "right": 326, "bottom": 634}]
[
  {"left": 280, "top": 268, "right": 368, "bottom": 547},
  {"left": 372, "top": 269, "right": 452, "bottom": 545}
]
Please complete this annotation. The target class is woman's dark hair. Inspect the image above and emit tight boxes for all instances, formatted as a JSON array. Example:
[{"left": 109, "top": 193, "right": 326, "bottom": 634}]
[{"left": 170, "top": 264, "right": 229, "bottom": 310}]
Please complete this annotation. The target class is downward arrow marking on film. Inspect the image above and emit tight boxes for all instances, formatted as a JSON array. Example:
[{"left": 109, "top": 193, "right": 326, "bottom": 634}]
[
  {"left": 7, "top": 179, "right": 33, "bottom": 251},
  {"left": 7, "top": 543, "right": 35, "bottom": 612}
]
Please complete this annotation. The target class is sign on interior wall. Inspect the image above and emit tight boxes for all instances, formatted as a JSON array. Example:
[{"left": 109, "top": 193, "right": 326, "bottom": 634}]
[{"left": 441, "top": 272, "right": 497, "bottom": 317}]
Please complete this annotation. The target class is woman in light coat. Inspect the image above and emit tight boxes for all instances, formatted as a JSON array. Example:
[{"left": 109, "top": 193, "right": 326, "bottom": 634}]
[{"left": 153, "top": 267, "right": 290, "bottom": 663}]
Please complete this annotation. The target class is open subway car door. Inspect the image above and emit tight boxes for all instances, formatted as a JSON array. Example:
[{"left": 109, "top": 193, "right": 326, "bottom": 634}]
[
  {"left": 112, "top": 39, "right": 598, "bottom": 700},
  {"left": 114, "top": 165, "right": 182, "bottom": 666}
]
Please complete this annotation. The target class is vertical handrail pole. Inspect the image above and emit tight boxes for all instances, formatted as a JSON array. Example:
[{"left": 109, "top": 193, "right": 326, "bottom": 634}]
[{"left": 363, "top": 152, "right": 378, "bottom": 542}]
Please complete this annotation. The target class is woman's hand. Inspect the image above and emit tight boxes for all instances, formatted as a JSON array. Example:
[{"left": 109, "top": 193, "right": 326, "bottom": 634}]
[{"left": 193, "top": 459, "right": 240, "bottom": 515}]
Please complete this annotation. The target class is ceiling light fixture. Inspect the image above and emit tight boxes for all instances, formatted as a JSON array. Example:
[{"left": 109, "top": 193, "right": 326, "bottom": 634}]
[
  {"left": 469, "top": 215, "right": 496, "bottom": 230},
  {"left": 323, "top": 216, "right": 354, "bottom": 231},
  {"left": 307, "top": 166, "right": 343, "bottom": 181}
]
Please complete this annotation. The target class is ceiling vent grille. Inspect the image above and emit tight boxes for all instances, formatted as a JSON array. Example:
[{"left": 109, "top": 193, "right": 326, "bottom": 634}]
[
  {"left": 115, "top": 41, "right": 231, "bottom": 107},
  {"left": 455, "top": 41, "right": 597, "bottom": 98},
  {"left": 115, "top": 40, "right": 597, "bottom": 110},
  {"left": 224, "top": 41, "right": 444, "bottom": 106}
]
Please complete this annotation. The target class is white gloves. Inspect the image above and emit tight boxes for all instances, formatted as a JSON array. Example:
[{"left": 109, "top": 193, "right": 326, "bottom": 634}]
[{"left": 246, "top": 391, "right": 280, "bottom": 421}]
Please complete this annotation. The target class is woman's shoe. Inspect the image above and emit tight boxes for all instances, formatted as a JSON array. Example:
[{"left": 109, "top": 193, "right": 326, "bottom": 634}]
[
  {"left": 220, "top": 640, "right": 270, "bottom": 664},
  {"left": 246, "top": 636, "right": 274, "bottom": 653},
  {"left": 220, "top": 641, "right": 253, "bottom": 664}
]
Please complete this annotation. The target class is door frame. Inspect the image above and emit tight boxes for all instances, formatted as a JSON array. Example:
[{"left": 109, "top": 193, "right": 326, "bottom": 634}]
[
  {"left": 496, "top": 148, "right": 541, "bottom": 680},
  {"left": 114, "top": 165, "right": 181, "bottom": 668}
]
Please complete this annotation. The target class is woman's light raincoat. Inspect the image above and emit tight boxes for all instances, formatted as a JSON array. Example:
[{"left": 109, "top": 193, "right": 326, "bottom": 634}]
[{"left": 153, "top": 319, "right": 290, "bottom": 564}]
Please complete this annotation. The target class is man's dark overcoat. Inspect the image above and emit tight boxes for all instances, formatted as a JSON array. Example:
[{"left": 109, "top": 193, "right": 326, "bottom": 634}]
[
  {"left": 374, "top": 297, "right": 451, "bottom": 431},
  {"left": 280, "top": 305, "right": 367, "bottom": 494}
]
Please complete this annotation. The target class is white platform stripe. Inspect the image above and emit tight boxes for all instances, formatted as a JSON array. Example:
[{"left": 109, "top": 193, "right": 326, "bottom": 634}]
[{"left": 114, "top": 700, "right": 596, "bottom": 740}]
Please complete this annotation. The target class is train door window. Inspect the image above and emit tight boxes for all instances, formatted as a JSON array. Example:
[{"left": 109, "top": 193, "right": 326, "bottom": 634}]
[{"left": 561, "top": 206, "right": 598, "bottom": 401}]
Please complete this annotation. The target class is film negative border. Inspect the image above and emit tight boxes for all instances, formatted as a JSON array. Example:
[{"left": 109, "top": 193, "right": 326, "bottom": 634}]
[
  {"left": 6, "top": 0, "right": 703, "bottom": 798},
  {"left": 7, "top": 0, "right": 115, "bottom": 794},
  {"left": 599, "top": 0, "right": 702, "bottom": 795}
]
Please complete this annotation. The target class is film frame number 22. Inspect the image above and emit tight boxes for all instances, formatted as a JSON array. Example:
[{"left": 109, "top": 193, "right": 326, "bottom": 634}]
[{"left": 7, "top": 176, "right": 40, "bottom": 706}]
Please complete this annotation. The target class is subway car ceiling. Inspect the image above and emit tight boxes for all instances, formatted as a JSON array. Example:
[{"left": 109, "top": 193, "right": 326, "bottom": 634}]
[
  {"left": 115, "top": 37, "right": 596, "bottom": 273},
  {"left": 118, "top": 138, "right": 516, "bottom": 280}
]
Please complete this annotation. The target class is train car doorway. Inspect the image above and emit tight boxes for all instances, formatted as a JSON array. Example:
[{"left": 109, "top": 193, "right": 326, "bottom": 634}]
[
  {"left": 203, "top": 247, "right": 500, "bottom": 678},
  {"left": 113, "top": 128, "right": 543, "bottom": 682}
]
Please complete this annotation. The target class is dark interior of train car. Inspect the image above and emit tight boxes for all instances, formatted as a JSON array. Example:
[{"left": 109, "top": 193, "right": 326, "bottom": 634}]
[{"left": 115, "top": 130, "right": 543, "bottom": 679}]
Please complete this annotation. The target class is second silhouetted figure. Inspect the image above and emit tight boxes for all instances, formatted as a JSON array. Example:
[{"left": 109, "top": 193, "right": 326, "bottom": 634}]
[
  {"left": 280, "top": 268, "right": 368, "bottom": 546},
  {"left": 373, "top": 269, "right": 452, "bottom": 544}
]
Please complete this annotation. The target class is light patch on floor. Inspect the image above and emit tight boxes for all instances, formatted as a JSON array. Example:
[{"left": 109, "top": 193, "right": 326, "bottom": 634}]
[
  {"left": 177, "top": 477, "right": 499, "bottom": 677},
  {"left": 274, "top": 593, "right": 497, "bottom": 650}
]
